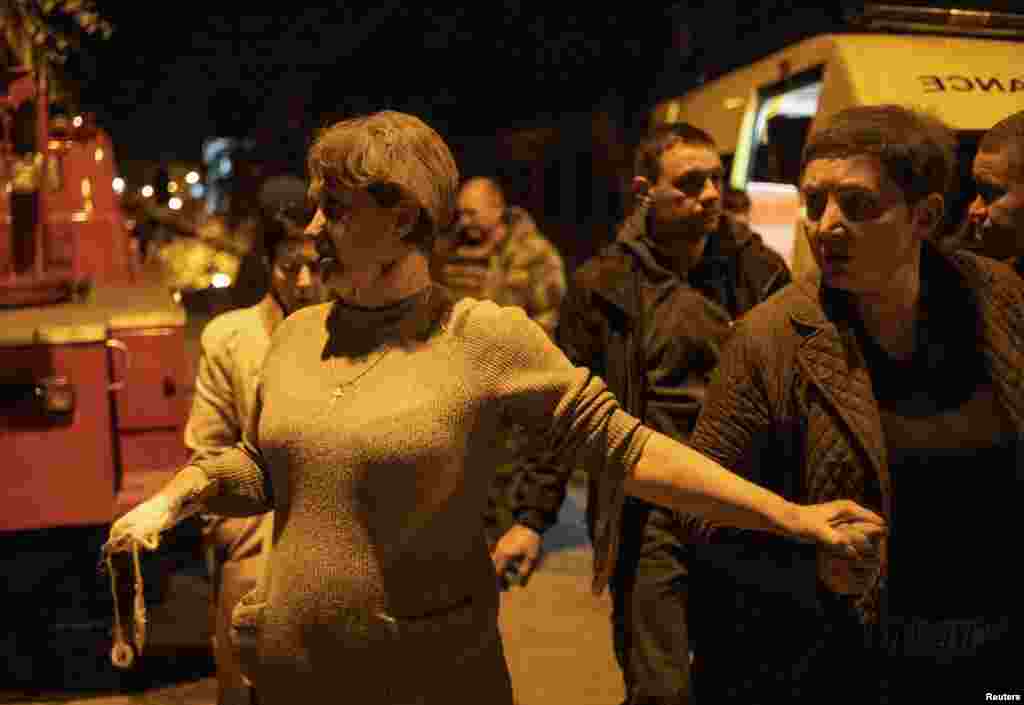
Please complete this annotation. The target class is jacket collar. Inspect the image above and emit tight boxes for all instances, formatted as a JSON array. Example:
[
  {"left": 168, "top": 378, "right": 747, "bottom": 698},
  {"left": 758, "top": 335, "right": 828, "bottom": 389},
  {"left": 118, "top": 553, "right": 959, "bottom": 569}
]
[
  {"left": 787, "top": 273, "right": 892, "bottom": 518},
  {"left": 785, "top": 244, "right": 1024, "bottom": 520},
  {"left": 595, "top": 209, "right": 753, "bottom": 315}
]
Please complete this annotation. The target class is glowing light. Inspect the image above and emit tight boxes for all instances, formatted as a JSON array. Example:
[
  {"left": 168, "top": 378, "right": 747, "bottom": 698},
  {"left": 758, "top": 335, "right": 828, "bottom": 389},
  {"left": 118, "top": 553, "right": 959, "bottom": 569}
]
[
  {"left": 172, "top": 290, "right": 183, "bottom": 304},
  {"left": 211, "top": 272, "right": 232, "bottom": 288},
  {"left": 94, "top": 147, "right": 104, "bottom": 162},
  {"left": 167, "top": 181, "right": 179, "bottom": 193},
  {"left": 185, "top": 171, "right": 200, "bottom": 184},
  {"left": 168, "top": 196, "right": 183, "bottom": 210},
  {"left": 112, "top": 177, "right": 125, "bottom": 194},
  {"left": 189, "top": 183, "right": 206, "bottom": 199},
  {"left": 141, "top": 185, "right": 154, "bottom": 198},
  {"left": 72, "top": 115, "right": 83, "bottom": 128}
]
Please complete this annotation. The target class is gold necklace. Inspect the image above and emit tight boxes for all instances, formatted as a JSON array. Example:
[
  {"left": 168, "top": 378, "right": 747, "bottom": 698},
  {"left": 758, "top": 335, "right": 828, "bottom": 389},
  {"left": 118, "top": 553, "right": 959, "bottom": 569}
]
[{"left": 330, "top": 346, "right": 393, "bottom": 400}]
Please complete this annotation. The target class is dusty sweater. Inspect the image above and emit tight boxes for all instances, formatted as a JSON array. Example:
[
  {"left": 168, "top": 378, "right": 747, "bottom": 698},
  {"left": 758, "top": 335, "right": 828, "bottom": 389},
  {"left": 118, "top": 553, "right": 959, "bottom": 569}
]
[{"left": 192, "top": 286, "right": 652, "bottom": 704}]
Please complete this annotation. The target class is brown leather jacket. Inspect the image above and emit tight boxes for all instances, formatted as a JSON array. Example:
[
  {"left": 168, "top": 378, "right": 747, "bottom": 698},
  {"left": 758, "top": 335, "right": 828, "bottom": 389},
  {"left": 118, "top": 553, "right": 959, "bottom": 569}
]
[{"left": 688, "top": 245, "right": 1024, "bottom": 638}]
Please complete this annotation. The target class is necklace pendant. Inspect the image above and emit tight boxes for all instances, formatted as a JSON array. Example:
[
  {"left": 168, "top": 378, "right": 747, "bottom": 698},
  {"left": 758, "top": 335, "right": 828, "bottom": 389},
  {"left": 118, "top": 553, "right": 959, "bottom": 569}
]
[{"left": 332, "top": 386, "right": 346, "bottom": 399}]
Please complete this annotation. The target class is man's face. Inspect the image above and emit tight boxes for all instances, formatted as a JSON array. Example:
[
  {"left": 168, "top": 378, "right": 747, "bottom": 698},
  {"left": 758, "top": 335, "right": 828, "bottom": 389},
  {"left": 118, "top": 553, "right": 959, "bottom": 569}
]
[
  {"left": 800, "top": 155, "right": 929, "bottom": 296},
  {"left": 454, "top": 183, "right": 505, "bottom": 256},
  {"left": 646, "top": 143, "right": 723, "bottom": 245},
  {"left": 968, "top": 146, "right": 1024, "bottom": 261},
  {"left": 270, "top": 237, "right": 325, "bottom": 314}
]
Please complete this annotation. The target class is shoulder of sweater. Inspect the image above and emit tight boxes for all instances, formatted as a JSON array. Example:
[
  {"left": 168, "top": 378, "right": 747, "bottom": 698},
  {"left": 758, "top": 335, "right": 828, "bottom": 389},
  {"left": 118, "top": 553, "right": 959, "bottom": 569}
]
[{"left": 448, "top": 296, "right": 542, "bottom": 350}]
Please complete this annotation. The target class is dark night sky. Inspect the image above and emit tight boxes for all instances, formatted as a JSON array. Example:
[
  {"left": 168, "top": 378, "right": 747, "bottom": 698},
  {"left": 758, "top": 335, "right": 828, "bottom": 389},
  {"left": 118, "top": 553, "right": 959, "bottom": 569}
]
[{"left": 61, "top": 1, "right": 1017, "bottom": 166}]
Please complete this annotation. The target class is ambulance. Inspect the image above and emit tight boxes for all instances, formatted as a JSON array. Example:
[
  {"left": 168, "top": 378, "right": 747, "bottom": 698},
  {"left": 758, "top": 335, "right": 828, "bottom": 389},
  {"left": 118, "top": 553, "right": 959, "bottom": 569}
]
[{"left": 650, "top": 5, "right": 1024, "bottom": 278}]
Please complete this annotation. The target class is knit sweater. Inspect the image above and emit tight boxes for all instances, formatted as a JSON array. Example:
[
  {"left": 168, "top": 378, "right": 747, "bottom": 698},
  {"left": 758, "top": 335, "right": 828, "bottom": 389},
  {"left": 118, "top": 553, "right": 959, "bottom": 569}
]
[{"left": 191, "top": 287, "right": 652, "bottom": 704}]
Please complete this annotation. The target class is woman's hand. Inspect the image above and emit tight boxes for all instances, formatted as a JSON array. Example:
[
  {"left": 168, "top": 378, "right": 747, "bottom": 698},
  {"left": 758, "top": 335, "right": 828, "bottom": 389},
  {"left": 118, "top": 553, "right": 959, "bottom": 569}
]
[
  {"left": 789, "top": 500, "right": 886, "bottom": 560},
  {"left": 105, "top": 495, "right": 178, "bottom": 554}
]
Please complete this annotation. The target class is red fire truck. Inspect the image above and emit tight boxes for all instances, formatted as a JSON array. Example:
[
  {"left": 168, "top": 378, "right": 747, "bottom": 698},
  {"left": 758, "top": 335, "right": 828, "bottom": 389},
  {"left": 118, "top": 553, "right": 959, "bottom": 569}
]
[{"left": 1, "top": 65, "right": 200, "bottom": 683}]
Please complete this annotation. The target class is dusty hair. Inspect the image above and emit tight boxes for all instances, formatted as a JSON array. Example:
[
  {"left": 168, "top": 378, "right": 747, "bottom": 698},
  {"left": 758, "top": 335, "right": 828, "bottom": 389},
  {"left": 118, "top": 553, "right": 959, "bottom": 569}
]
[
  {"left": 307, "top": 111, "right": 459, "bottom": 254},
  {"left": 979, "top": 109, "right": 1024, "bottom": 179},
  {"left": 802, "top": 105, "right": 957, "bottom": 206},
  {"left": 634, "top": 122, "right": 717, "bottom": 183}
]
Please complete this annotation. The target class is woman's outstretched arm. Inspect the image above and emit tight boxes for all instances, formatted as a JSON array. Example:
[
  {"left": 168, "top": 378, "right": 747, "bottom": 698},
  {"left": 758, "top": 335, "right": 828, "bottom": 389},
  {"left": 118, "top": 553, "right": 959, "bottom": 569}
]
[{"left": 625, "top": 430, "right": 884, "bottom": 558}]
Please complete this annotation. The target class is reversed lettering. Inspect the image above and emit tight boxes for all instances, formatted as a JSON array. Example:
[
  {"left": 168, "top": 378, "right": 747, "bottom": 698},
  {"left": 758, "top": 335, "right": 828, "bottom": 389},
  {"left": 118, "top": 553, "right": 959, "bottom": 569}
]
[
  {"left": 975, "top": 77, "right": 1005, "bottom": 92},
  {"left": 948, "top": 75, "right": 973, "bottom": 91}
]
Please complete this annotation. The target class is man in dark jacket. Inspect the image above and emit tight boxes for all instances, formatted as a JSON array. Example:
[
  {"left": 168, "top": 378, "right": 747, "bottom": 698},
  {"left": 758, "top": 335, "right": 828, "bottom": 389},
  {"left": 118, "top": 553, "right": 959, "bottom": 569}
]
[
  {"left": 492, "top": 123, "right": 791, "bottom": 703},
  {"left": 689, "top": 105, "right": 1022, "bottom": 701},
  {"left": 967, "top": 110, "right": 1024, "bottom": 279}
]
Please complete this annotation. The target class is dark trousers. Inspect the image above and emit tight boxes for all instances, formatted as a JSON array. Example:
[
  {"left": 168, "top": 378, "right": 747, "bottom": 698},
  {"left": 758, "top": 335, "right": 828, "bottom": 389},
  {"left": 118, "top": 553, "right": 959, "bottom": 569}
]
[{"left": 609, "top": 500, "right": 695, "bottom": 705}]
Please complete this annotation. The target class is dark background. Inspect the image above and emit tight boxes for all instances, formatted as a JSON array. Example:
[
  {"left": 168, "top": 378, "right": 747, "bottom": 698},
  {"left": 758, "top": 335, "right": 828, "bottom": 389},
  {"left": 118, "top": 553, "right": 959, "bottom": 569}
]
[
  {"left": 65, "top": 2, "right": 1017, "bottom": 158},
  {"left": 54, "top": 1, "right": 1022, "bottom": 269}
]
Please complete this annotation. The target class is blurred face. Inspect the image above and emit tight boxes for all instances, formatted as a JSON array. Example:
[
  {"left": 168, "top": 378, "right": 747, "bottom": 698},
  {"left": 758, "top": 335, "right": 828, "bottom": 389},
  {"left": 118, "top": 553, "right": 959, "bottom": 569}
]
[
  {"left": 270, "top": 237, "right": 324, "bottom": 315},
  {"left": 645, "top": 143, "right": 723, "bottom": 246},
  {"left": 309, "top": 186, "right": 420, "bottom": 299},
  {"left": 968, "top": 146, "right": 1024, "bottom": 261},
  {"left": 454, "top": 183, "right": 505, "bottom": 255},
  {"left": 800, "top": 155, "right": 933, "bottom": 296}
]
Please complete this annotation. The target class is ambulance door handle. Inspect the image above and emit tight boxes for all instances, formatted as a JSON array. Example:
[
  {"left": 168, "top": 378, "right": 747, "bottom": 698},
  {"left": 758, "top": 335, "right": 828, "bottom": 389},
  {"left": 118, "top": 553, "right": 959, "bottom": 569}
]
[{"left": 107, "top": 339, "right": 130, "bottom": 392}]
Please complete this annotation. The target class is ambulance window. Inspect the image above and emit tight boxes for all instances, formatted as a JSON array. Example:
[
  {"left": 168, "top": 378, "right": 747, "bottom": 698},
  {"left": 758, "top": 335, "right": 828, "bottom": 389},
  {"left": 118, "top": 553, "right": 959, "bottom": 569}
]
[{"left": 749, "top": 79, "right": 822, "bottom": 186}]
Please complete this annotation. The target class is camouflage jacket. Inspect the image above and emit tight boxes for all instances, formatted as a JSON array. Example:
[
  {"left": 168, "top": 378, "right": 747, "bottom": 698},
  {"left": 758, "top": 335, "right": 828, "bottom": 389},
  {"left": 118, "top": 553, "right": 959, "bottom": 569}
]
[{"left": 442, "top": 206, "right": 567, "bottom": 338}]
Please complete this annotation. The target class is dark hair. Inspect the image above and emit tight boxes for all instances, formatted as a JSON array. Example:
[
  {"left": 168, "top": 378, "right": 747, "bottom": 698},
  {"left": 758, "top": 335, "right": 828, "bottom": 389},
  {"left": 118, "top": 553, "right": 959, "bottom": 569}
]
[
  {"left": 723, "top": 187, "right": 752, "bottom": 214},
  {"left": 258, "top": 175, "right": 315, "bottom": 263},
  {"left": 634, "top": 122, "right": 717, "bottom": 182},
  {"left": 802, "top": 105, "right": 957, "bottom": 206},
  {"left": 979, "top": 110, "right": 1024, "bottom": 179}
]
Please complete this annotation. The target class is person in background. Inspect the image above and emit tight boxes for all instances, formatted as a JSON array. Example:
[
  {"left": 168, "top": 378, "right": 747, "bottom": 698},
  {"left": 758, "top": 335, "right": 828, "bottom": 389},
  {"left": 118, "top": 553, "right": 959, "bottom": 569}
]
[
  {"left": 967, "top": 109, "right": 1024, "bottom": 279},
  {"left": 106, "top": 110, "right": 883, "bottom": 705},
  {"left": 722, "top": 186, "right": 752, "bottom": 225},
  {"left": 689, "top": 105, "right": 1022, "bottom": 701},
  {"left": 185, "top": 174, "right": 324, "bottom": 705},
  {"left": 438, "top": 176, "right": 567, "bottom": 548},
  {"left": 495, "top": 122, "right": 791, "bottom": 703}
]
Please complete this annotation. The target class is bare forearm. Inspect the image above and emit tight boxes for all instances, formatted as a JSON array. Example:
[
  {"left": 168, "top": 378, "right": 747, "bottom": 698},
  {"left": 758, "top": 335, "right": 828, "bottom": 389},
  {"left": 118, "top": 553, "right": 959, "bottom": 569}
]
[{"left": 624, "top": 430, "right": 799, "bottom": 537}]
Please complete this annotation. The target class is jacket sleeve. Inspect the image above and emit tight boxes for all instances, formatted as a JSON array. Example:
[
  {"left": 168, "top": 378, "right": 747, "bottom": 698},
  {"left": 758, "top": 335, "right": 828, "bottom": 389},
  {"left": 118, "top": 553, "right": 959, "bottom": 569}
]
[
  {"left": 685, "top": 319, "right": 819, "bottom": 610},
  {"left": 192, "top": 379, "right": 274, "bottom": 518},
  {"left": 184, "top": 326, "right": 243, "bottom": 464},
  {"left": 512, "top": 280, "right": 606, "bottom": 535},
  {"left": 681, "top": 320, "right": 775, "bottom": 539}
]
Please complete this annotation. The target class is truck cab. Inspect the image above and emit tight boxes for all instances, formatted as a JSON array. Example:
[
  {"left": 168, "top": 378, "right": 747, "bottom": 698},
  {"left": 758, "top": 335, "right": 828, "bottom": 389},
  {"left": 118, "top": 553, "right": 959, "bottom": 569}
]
[{"left": 1, "top": 66, "right": 198, "bottom": 683}]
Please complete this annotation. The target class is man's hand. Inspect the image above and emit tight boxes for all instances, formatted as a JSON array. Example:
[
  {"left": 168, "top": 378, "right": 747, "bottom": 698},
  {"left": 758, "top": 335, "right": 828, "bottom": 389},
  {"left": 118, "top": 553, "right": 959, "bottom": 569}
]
[
  {"left": 818, "top": 549, "right": 883, "bottom": 596},
  {"left": 491, "top": 524, "right": 542, "bottom": 584}
]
